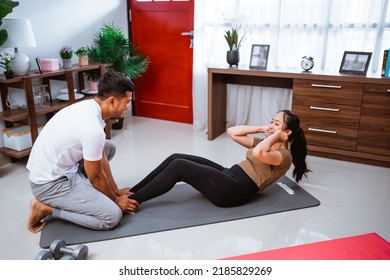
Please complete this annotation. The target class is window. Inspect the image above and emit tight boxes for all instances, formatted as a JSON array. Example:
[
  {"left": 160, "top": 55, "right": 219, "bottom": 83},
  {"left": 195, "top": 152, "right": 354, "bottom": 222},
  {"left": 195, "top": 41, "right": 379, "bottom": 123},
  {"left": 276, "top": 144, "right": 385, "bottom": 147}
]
[{"left": 197, "top": 0, "right": 389, "bottom": 71}]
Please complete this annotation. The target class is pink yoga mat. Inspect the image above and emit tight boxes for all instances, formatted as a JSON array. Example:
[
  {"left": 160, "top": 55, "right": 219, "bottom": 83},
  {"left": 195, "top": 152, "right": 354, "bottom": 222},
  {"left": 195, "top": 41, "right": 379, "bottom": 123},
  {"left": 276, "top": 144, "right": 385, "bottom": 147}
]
[{"left": 222, "top": 233, "right": 390, "bottom": 260}]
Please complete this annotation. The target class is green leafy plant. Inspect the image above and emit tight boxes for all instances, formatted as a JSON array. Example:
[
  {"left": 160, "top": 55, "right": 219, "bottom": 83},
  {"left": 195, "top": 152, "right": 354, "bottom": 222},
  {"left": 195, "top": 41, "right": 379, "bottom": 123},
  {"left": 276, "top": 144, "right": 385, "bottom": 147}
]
[
  {"left": 59, "top": 45, "right": 73, "bottom": 59},
  {"left": 84, "top": 71, "right": 99, "bottom": 82},
  {"left": 74, "top": 47, "right": 89, "bottom": 57},
  {"left": 0, "top": 51, "right": 14, "bottom": 72},
  {"left": 0, "top": 0, "right": 19, "bottom": 47},
  {"left": 224, "top": 28, "right": 245, "bottom": 51},
  {"left": 88, "top": 22, "right": 150, "bottom": 80}
]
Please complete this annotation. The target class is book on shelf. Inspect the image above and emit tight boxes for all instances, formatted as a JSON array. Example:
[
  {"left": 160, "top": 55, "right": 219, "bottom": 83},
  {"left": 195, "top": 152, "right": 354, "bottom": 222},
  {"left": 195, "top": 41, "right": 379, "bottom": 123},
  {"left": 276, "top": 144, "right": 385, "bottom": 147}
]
[
  {"left": 383, "top": 49, "right": 390, "bottom": 77},
  {"left": 382, "top": 49, "right": 388, "bottom": 76}
]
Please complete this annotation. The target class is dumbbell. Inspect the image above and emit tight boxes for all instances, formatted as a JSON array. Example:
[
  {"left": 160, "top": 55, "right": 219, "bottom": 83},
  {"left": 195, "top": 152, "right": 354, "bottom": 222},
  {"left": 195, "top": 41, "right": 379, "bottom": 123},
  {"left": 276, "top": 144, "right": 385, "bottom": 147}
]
[
  {"left": 35, "top": 249, "right": 77, "bottom": 260},
  {"left": 35, "top": 250, "right": 54, "bottom": 260},
  {"left": 49, "top": 239, "right": 89, "bottom": 260}
]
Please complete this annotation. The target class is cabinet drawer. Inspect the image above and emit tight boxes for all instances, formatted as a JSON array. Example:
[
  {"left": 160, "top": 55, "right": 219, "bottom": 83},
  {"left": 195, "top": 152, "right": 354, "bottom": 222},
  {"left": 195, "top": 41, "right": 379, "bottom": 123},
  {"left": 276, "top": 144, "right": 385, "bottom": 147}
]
[
  {"left": 357, "top": 107, "right": 390, "bottom": 156},
  {"left": 293, "top": 103, "right": 361, "bottom": 129},
  {"left": 293, "top": 79, "right": 363, "bottom": 106},
  {"left": 300, "top": 122, "right": 358, "bottom": 151},
  {"left": 362, "top": 83, "right": 390, "bottom": 109}
]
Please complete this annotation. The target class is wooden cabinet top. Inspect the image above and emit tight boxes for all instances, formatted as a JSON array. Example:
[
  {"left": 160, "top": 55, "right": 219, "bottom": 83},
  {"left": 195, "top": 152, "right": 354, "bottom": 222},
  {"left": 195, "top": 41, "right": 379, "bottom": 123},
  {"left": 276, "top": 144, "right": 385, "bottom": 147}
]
[{"left": 208, "top": 66, "right": 390, "bottom": 85}]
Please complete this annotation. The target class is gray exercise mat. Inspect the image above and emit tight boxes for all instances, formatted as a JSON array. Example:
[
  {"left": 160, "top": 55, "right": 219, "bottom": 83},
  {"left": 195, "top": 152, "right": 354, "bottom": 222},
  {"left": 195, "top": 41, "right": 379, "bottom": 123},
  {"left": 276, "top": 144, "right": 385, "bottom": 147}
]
[{"left": 39, "top": 175, "right": 320, "bottom": 248}]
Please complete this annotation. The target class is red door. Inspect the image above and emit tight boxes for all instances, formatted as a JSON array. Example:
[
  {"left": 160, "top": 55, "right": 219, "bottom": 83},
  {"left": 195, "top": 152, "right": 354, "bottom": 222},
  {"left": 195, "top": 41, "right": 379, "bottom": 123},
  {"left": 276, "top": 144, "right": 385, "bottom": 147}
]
[{"left": 130, "top": 0, "right": 194, "bottom": 123}]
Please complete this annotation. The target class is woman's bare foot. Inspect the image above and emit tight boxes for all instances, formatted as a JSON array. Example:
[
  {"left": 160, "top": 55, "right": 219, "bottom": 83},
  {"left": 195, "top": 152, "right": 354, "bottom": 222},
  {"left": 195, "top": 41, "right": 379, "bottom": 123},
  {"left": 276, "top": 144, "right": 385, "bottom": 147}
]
[{"left": 27, "top": 198, "right": 53, "bottom": 233}]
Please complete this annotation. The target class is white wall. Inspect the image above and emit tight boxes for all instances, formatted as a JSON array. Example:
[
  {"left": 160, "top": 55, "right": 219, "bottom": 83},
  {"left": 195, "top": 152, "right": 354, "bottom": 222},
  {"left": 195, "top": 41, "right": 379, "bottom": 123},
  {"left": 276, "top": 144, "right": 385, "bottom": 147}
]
[
  {"left": 0, "top": 0, "right": 129, "bottom": 166},
  {"left": 8, "top": 0, "right": 129, "bottom": 69}
]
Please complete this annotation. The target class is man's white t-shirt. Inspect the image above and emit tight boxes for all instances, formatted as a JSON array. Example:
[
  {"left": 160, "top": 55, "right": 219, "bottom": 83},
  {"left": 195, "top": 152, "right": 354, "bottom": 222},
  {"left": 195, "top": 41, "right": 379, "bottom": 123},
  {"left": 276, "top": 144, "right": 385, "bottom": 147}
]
[{"left": 27, "top": 99, "right": 106, "bottom": 184}]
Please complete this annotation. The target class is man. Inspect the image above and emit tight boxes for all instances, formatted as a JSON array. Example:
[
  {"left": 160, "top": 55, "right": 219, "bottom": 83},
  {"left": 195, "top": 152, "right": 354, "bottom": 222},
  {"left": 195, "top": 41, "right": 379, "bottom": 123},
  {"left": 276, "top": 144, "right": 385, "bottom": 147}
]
[{"left": 27, "top": 71, "right": 139, "bottom": 233}]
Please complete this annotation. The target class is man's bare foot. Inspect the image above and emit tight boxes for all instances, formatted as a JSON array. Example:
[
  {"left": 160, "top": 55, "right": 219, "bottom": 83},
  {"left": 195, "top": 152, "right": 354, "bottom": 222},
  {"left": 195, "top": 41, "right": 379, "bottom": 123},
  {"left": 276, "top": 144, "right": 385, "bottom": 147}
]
[{"left": 27, "top": 198, "right": 53, "bottom": 233}]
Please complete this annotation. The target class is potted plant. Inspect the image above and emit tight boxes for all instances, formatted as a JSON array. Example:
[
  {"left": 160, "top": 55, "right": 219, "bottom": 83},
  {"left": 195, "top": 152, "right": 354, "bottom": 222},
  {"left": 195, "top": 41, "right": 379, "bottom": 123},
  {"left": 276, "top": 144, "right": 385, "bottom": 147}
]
[
  {"left": 88, "top": 23, "right": 149, "bottom": 79},
  {"left": 59, "top": 45, "right": 73, "bottom": 68},
  {"left": 84, "top": 71, "right": 99, "bottom": 92},
  {"left": 224, "top": 27, "right": 245, "bottom": 67},
  {"left": 88, "top": 22, "right": 150, "bottom": 129},
  {"left": 75, "top": 47, "right": 89, "bottom": 66},
  {"left": 0, "top": 51, "right": 15, "bottom": 79}
]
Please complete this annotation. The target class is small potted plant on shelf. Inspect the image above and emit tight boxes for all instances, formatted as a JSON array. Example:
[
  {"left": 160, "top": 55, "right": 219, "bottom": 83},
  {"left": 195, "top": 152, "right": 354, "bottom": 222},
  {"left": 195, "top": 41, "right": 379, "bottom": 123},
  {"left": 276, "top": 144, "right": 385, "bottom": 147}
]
[
  {"left": 0, "top": 52, "right": 15, "bottom": 79},
  {"left": 84, "top": 72, "right": 99, "bottom": 93},
  {"left": 224, "top": 27, "right": 245, "bottom": 67},
  {"left": 59, "top": 45, "right": 73, "bottom": 68},
  {"left": 75, "top": 47, "right": 89, "bottom": 66}
]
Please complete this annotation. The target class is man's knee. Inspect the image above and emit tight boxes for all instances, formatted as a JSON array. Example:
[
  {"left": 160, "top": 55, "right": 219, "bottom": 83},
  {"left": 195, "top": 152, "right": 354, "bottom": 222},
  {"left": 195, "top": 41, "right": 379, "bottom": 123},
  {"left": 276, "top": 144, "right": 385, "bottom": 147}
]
[{"left": 101, "top": 206, "right": 122, "bottom": 230}]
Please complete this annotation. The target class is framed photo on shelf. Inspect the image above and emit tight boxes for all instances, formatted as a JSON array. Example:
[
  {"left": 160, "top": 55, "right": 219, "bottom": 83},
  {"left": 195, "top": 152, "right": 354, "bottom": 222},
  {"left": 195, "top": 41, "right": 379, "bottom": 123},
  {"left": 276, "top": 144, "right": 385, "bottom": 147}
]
[
  {"left": 249, "top": 44, "right": 270, "bottom": 69},
  {"left": 339, "top": 51, "right": 372, "bottom": 75}
]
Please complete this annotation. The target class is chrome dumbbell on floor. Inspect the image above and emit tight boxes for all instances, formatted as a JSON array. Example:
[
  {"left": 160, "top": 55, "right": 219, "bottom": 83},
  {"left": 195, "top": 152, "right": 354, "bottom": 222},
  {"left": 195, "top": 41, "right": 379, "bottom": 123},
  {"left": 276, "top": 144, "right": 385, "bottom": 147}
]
[
  {"left": 35, "top": 250, "right": 76, "bottom": 260},
  {"left": 35, "top": 240, "right": 89, "bottom": 260},
  {"left": 35, "top": 250, "right": 54, "bottom": 260},
  {"left": 49, "top": 240, "right": 89, "bottom": 260}
]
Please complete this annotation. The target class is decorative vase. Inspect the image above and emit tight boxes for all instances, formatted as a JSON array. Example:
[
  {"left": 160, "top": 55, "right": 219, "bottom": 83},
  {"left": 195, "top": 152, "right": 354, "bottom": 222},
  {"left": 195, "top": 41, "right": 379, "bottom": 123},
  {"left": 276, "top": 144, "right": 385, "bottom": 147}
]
[
  {"left": 79, "top": 55, "right": 89, "bottom": 66},
  {"left": 226, "top": 51, "right": 240, "bottom": 67},
  {"left": 62, "top": 58, "right": 73, "bottom": 69},
  {"left": 4, "top": 71, "right": 14, "bottom": 79},
  {"left": 88, "top": 81, "right": 98, "bottom": 92}
]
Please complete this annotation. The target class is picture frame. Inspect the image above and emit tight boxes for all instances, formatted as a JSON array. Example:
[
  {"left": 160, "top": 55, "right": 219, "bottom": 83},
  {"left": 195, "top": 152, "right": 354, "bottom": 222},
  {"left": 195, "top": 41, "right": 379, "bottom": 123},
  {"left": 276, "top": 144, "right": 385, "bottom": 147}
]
[
  {"left": 249, "top": 44, "right": 270, "bottom": 69},
  {"left": 35, "top": 57, "right": 42, "bottom": 74},
  {"left": 339, "top": 51, "right": 372, "bottom": 75}
]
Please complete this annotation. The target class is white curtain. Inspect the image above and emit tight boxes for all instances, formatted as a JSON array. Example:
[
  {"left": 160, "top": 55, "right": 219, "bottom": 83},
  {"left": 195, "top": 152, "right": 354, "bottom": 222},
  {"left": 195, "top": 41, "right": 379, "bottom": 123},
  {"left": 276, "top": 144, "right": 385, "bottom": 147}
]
[{"left": 193, "top": 0, "right": 390, "bottom": 133}]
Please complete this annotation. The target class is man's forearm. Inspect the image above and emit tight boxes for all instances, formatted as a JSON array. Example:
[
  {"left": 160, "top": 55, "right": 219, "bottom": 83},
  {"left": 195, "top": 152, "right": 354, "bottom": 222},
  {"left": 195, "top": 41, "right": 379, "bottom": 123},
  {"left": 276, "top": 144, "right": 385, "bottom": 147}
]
[
  {"left": 101, "top": 152, "right": 121, "bottom": 195},
  {"left": 90, "top": 174, "right": 117, "bottom": 201}
]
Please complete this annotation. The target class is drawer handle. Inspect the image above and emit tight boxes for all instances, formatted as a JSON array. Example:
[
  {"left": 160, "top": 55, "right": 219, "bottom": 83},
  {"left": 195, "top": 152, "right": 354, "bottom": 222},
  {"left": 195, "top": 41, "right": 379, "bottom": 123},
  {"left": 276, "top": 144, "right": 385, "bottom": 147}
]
[
  {"left": 387, "top": 89, "right": 390, "bottom": 93},
  {"left": 310, "top": 106, "right": 340, "bottom": 112},
  {"left": 311, "top": 83, "right": 342, "bottom": 89},
  {"left": 308, "top": 127, "right": 337, "bottom": 134}
]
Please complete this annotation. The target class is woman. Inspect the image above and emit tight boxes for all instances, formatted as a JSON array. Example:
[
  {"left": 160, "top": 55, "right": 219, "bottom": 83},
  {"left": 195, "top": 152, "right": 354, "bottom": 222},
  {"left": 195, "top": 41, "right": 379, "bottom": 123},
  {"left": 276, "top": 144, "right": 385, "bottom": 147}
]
[{"left": 129, "top": 110, "right": 310, "bottom": 208}]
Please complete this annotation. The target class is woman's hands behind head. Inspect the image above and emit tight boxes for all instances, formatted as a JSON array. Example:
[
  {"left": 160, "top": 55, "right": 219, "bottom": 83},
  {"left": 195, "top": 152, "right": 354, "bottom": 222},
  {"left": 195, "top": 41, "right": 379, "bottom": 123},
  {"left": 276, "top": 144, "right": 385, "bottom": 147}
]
[{"left": 272, "top": 130, "right": 289, "bottom": 142}]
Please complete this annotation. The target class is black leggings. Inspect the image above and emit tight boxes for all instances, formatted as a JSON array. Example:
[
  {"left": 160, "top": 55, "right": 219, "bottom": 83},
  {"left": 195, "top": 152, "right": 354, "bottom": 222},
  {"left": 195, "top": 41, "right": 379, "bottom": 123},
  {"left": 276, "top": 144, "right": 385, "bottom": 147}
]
[{"left": 129, "top": 153, "right": 259, "bottom": 207}]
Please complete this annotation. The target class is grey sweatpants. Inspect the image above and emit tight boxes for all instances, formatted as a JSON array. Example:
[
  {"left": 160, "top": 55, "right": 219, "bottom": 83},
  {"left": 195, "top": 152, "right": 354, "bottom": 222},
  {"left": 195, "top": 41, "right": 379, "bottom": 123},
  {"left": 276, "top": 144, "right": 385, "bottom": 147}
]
[{"left": 30, "top": 140, "right": 122, "bottom": 230}]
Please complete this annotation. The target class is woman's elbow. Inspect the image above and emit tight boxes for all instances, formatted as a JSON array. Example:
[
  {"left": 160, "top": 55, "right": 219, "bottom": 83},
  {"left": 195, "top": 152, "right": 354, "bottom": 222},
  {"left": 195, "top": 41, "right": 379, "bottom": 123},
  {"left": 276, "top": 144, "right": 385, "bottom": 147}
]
[
  {"left": 252, "top": 148, "right": 267, "bottom": 160},
  {"left": 226, "top": 127, "right": 234, "bottom": 136},
  {"left": 226, "top": 127, "right": 238, "bottom": 139}
]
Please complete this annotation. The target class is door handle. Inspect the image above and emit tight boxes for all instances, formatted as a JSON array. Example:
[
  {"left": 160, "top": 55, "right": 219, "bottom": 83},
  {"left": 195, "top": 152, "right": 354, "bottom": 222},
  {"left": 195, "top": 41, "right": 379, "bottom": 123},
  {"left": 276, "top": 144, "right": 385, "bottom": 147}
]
[
  {"left": 181, "top": 31, "right": 194, "bottom": 48},
  {"left": 181, "top": 31, "right": 194, "bottom": 36}
]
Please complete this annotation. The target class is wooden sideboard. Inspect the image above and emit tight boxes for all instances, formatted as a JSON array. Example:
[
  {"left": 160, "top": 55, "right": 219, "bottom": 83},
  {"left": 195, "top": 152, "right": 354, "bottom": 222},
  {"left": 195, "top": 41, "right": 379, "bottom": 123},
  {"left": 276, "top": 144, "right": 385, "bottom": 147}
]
[
  {"left": 0, "top": 63, "right": 108, "bottom": 160},
  {"left": 208, "top": 67, "right": 390, "bottom": 167}
]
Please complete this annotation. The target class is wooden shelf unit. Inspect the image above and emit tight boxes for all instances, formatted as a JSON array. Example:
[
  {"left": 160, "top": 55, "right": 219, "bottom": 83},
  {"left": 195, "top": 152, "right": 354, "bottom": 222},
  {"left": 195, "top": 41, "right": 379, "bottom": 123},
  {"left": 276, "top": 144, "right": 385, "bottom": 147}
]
[{"left": 0, "top": 63, "right": 109, "bottom": 160}]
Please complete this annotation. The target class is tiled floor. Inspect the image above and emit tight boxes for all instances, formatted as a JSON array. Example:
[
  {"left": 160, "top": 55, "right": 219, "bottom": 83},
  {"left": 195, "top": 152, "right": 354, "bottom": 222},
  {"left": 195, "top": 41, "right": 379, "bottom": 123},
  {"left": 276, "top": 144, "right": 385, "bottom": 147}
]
[{"left": 1, "top": 115, "right": 389, "bottom": 260}]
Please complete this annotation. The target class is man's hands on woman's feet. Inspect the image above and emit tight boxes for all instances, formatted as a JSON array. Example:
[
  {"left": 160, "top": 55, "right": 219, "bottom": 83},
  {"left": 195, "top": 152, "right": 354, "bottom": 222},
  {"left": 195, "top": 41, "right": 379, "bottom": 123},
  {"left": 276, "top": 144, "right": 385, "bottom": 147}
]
[{"left": 116, "top": 195, "right": 139, "bottom": 214}]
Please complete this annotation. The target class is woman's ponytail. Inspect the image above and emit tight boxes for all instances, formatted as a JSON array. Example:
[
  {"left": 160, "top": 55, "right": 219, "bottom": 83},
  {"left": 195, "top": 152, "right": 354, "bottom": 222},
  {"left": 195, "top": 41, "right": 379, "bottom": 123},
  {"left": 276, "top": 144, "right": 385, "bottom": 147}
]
[{"left": 279, "top": 110, "right": 310, "bottom": 182}]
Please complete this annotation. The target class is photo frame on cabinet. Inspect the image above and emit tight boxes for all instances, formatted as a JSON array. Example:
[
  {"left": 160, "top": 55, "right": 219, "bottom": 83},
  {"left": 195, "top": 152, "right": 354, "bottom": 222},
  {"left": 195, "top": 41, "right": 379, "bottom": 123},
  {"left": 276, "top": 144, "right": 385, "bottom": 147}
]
[
  {"left": 339, "top": 51, "right": 372, "bottom": 75},
  {"left": 249, "top": 44, "right": 270, "bottom": 69}
]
